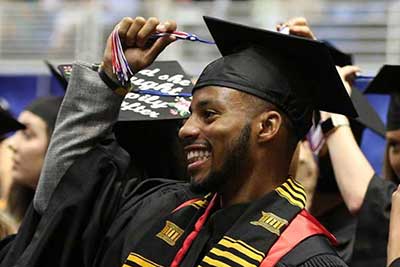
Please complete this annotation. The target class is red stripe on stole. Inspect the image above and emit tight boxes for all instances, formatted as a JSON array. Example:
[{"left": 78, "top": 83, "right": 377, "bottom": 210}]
[
  {"left": 170, "top": 194, "right": 218, "bottom": 267},
  {"left": 260, "top": 210, "right": 338, "bottom": 267}
]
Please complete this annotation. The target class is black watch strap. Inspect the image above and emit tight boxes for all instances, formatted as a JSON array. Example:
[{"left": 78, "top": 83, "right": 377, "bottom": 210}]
[
  {"left": 320, "top": 118, "right": 335, "bottom": 135},
  {"left": 320, "top": 115, "right": 349, "bottom": 136},
  {"left": 98, "top": 68, "right": 132, "bottom": 96}
]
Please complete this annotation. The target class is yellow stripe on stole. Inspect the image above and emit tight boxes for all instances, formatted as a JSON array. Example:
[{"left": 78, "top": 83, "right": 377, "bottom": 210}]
[
  {"left": 219, "top": 236, "right": 264, "bottom": 262},
  {"left": 127, "top": 253, "right": 163, "bottom": 267},
  {"left": 210, "top": 248, "right": 258, "bottom": 267},
  {"left": 281, "top": 183, "right": 306, "bottom": 204},
  {"left": 287, "top": 178, "right": 305, "bottom": 192},
  {"left": 286, "top": 179, "right": 307, "bottom": 201},
  {"left": 223, "top": 236, "right": 264, "bottom": 257},
  {"left": 191, "top": 199, "right": 209, "bottom": 209},
  {"left": 275, "top": 187, "right": 305, "bottom": 209},
  {"left": 203, "top": 256, "right": 231, "bottom": 267}
]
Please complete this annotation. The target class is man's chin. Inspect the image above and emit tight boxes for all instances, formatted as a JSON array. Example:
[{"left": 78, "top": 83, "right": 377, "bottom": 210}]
[
  {"left": 189, "top": 173, "right": 224, "bottom": 194},
  {"left": 189, "top": 176, "right": 211, "bottom": 193}
]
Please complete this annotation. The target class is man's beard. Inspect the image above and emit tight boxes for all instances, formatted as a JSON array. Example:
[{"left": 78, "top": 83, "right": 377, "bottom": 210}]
[{"left": 190, "top": 122, "right": 252, "bottom": 193}]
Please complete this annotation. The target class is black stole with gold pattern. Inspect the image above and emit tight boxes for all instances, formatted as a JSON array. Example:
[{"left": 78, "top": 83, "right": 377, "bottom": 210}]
[{"left": 122, "top": 178, "right": 306, "bottom": 267}]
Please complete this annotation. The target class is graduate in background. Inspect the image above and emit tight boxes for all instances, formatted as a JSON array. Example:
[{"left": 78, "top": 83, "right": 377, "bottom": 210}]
[
  {"left": 6, "top": 96, "right": 63, "bottom": 223},
  {"left": 283, "top": 17, "right": 387, "bottom": 265},
  {"left": 2, "top": 63, "right": 65, "bottom": 224},
  {"left": 0, "top": 100, "right": 26, "bottom": 203},
  {"left": 365, "top": 65, "right": 400, "bottom": 185},
  {"left": 283, "top": 17, "right": 400, "bottom": 267},
  {"left": 349, "top": 65, "right": 400, "bottom": 267},
  {"left": 0, "top": 105, "right": 25, "bottom": 237}
]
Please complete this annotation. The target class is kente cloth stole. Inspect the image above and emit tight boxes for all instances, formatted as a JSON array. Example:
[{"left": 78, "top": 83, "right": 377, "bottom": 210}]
[{"left": 122, "top": 178, "right": 324, "bottom": 267}]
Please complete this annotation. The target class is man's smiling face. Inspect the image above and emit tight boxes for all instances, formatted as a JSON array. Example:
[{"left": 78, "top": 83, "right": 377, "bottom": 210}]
[{"left": 179, "top": 86, "right": 254, "bottom": 193}]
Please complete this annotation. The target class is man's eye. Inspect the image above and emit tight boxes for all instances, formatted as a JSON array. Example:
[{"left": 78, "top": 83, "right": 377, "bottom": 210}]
[{"left": 204, "top": 110, "right": 217, "bottom": 119}]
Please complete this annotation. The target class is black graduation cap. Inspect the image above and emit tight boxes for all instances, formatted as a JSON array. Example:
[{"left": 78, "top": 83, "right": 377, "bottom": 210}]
[
  {"left": 58, "top": 61, "right": 193, "bottom": 122},
  {"left": 0, "top": 106, "right": 25, "bottom": 137},
  {"left": 194, "top": 16, "right": 357, "bottom": 139},
  {"left": 350, "top": 88, "right": 385, "bottom": 137},
  {"left": 320, "top": 42, "right": 385, "bottom": 137},
  {"left": 323, "top": 41, "right": 353, "bottom": 67},
  {"left": 44, "top": 60, "right": 68, "bottom": 91},
  {"left": 364, "top": 65, "right": 400, "bottom": 131}
]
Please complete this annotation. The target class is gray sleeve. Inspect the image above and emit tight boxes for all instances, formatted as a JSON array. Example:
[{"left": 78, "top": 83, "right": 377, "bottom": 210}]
[{"left": 33, "top": 61, "right": 126, "bottom": 214}]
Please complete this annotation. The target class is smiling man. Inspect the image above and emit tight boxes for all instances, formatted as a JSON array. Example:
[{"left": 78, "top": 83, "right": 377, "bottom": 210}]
[{"left": 0, "top": 16, "right": 356, "bottom": 267}]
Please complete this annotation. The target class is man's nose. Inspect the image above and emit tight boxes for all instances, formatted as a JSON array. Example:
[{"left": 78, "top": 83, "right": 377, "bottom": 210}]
[{"left": 178, "top": 116, "right": 201, "bottom": 142}]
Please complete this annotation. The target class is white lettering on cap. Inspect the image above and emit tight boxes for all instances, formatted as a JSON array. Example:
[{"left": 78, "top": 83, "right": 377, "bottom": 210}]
[{"left": 120, "top": 101, "right": 160, "bottom": 118}]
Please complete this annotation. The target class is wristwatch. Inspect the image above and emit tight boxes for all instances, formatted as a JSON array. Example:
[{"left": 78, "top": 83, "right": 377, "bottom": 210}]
[
  {"left": 320, "top": 114, "right": 350, "bottom": 136},
  {"left": 98, "top": 63, "right": 133, "bottom": 96}
]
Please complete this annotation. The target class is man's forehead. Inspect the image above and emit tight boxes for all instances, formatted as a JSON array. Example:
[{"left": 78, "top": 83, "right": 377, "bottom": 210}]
[
  {"left": 190, "top": 87, "right": 258, "bottom": 115},
  {"left": 192, "top": 86, "right": 244, "bottom": 103}
]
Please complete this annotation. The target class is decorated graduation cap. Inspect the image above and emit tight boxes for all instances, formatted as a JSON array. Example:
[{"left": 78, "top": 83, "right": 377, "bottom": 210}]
[
  {"left": 194, "top": 16, "right": 357, "bottom": 139},
  {"left": 118, "top": 61, "right": 192, "bottom": 122},
  {"left": 58, "top": 61, "right": 192, "bottom": 122},
  {"left": 58, "top": 61, "right": 191, "bottom": 180},
  {"left": 0, "top": 106, "right": 25, "bottom": 137},
  {"left": 364, "top": 65, "right": 400, "bottom": 131},
  {"left": 117, "top": 61, "right": 192, "bottom": 180},
  {"left": 108, "top": 61, "right": 192, "bottom": 180}
]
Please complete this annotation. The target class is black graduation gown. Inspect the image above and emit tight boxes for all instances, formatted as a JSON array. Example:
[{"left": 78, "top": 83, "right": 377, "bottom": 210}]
[
  {"left": 0, "top": 138, "right": 195, "bottom": 267},
  {"left": 0, "top": 139, "right": 347, "bottom": 267},
  {"left": 351, "top": 175, "right": 397, "bottom": 267},
  {"left": 317, "top": 203, "right": 356, "bottom": 264}
]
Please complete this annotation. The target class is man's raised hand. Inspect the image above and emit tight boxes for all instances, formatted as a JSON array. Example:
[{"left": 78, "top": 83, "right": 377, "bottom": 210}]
[{"left": 102, "top": 17, "right": 177, "bottom": 80}]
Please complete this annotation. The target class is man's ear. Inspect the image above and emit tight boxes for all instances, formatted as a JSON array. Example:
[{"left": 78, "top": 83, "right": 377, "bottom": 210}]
[{"left": 257, "top": 110, "right": 282, "bottom": 143}]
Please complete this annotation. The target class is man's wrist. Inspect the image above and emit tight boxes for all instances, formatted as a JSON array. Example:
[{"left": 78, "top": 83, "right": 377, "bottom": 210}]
[
  {"left": 102, "top": 62, "right": 117, "bottom": 82},
  {"left": 98, "top": 63, "right": 133, "bottom": 96}
]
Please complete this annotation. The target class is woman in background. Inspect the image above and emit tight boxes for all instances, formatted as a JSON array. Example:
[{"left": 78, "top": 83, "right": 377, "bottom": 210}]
[
  {"left": 7, "top": 96, "right": 62, "bottom": 223},
  {"left": 0, "top": 103, "right": 25, "bottom": 237}
]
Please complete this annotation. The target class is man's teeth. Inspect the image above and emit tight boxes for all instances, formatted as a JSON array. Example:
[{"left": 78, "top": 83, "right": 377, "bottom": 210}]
[{"left": 187, "top": 150, "right": 211, "bottom": 161}]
